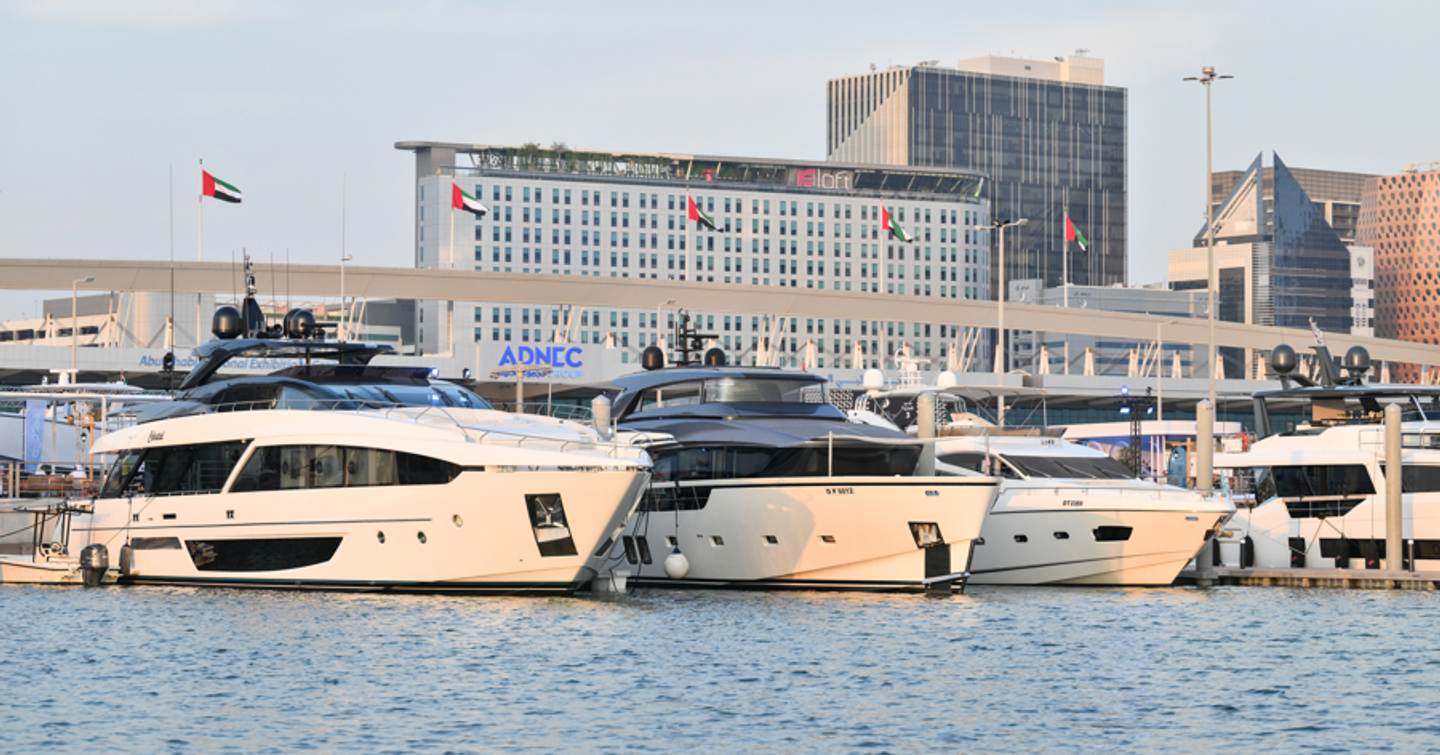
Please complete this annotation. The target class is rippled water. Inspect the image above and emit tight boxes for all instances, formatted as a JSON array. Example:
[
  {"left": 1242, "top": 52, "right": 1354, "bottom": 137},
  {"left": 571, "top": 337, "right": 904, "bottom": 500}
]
[{"left": 2, "top": 585, "right": 1437, "bottom": 752}]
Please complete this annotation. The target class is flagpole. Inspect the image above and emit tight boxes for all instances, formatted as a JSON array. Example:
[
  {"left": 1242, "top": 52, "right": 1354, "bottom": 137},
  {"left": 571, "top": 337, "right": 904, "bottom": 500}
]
[
  {"left": 448, "top": 181, "right": 456, "bottom": 354},
  {"left": 1062, "top": 206, "right": 1070, "bottom": 375},
  {"left": 196, "top": 158, "right": 205, "bottom": 347}
]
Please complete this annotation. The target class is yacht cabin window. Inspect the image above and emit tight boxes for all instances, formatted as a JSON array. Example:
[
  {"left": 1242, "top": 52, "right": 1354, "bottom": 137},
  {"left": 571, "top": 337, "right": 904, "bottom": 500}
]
[
  {"left": 229, "top": 444, "right": 459, "bottom": 492},
  {"left": 102, "top": 441, "right": 250, "bottom": 497}
]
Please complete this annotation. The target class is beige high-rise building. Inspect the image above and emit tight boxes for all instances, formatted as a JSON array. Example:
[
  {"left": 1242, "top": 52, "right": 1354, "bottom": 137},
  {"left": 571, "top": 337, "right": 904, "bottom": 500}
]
[{"left": 1358, "top": 163, "right": 1440, "bottom": 378}]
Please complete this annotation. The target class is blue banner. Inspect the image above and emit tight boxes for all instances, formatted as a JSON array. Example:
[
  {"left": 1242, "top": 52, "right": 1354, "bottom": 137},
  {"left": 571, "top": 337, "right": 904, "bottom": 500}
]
[{"left": 23, "top": 400, "right": 44, "bottom": 474}]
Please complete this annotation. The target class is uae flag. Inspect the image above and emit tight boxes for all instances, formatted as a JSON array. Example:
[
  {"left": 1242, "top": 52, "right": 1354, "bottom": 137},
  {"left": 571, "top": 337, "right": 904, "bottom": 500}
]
[
  {"left": 882, "top": 207, "right": 914, "bottom": 242},
  {"left": 1065, "top": 213, "right": 1089, "bottom": 252},
  {"left": 687, "top": 194, "right": 717, "bottom": 230},
  {"left": 452, "top": 182, "right": 488, "bottom": 217},
  {"left": 201, "top": 170, "right": 242, "bottom": 203}
]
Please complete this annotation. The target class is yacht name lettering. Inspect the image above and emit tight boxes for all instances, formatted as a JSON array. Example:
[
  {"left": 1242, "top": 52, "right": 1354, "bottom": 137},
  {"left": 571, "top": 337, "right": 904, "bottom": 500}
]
[{"left": 825, "top": 487, "right": 855, "bottom": 495}]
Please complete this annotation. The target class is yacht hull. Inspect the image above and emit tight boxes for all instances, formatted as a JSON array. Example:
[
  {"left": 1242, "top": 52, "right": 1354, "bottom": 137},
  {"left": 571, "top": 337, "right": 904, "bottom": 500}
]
[
  {"left": 70, "top": 469, "right": 648, "bottom": 594},
  {"left": 0, "top": 556, "right": 88, "bottom": 585},
  {"left": 969, "top": 489, "right": 1232, "bottom": 586},
  {"left": 608, "top": 477, "right": 996, "bottom": 592}
]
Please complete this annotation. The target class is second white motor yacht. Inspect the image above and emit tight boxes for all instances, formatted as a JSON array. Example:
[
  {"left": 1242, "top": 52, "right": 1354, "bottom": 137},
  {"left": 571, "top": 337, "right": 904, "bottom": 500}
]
[{"left": 852, "top": 384, "right": 1233, "bottom": 586}]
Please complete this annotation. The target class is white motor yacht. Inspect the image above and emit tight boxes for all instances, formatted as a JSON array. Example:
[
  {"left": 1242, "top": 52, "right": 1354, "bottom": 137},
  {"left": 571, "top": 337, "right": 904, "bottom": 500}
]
[
  {"left": 1213, "top": 342, "right": 1440, "bottom": 571},
  {"left": 851, "top": 383, "right": 1232, "bottom": 586},
  {"left": 596, "top": 321, "right": 998, "bottom": 592},
  {"left": 0, "top": 277, "right": 650, "bottom": 593}
]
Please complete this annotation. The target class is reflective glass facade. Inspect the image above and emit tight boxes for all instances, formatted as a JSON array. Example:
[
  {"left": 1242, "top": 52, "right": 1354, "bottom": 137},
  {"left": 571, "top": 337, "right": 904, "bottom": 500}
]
[{"left": 827, "top": 64, "right": 1128, "bottom": 290}]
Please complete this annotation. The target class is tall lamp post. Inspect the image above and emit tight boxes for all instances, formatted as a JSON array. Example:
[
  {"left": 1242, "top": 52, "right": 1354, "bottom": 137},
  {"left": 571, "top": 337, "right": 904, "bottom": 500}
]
[
  {"left": 978, "top": 218, "right": 1028, "bottom": 426},
  {"left": 71, "top": 275, "right": 95, "bottom": 377},
  {"left": 1184, "top": 66, "right": 1233, "bottom": 410}
]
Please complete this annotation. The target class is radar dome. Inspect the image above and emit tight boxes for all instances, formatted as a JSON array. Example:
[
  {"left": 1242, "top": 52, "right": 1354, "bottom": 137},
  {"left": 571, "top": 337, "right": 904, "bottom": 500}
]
[
  {"left": 1269, "top": 344, "right": 1298, "bottom": 376},
  {"left": 211, "top": 306, "right": 243, "bottom": 339},
  {"left": 1343, "top": 345, "right": 1372, "bottom": 375},
  {"left": 283, "top": 308, "right": 317, "bottom": 339}
]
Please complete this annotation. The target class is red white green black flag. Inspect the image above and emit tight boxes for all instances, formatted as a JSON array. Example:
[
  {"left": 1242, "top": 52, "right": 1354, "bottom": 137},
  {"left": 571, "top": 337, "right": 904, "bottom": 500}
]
[
  {"left": 687, "top": 194, "right": 717, "bottom": 231},
  {"left": 452, "top": 182, "right": 488, "bottom": 217},
  {"left": 882, "top": 207, "right": 914, "bottom": 242},
  {"left": 201, "top": 170, "right": 242, "bottom": 203},
  {"left": 1065, "top": 212, "right": 1089, "bottom": 252}
]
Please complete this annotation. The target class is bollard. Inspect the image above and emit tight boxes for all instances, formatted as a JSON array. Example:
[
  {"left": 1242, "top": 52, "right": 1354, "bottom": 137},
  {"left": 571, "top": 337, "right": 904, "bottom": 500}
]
[
  {"left": 1385, "top": 402, "right": 1403, "bottom": 572},
  {"left": 591, "top": 395, "right": 613, "bottom": 441},
  {"left": 916, "top": 392, "right": 937, "bottom": 476},
  {"left": 1196, "top": 399, "right": 1213, "bottom": 495}
]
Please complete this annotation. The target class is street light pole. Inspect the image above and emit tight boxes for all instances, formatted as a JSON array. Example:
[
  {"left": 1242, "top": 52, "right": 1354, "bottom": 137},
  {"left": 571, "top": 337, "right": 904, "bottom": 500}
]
[
  {"left": 979, "top": 218, "right": 1028, "bottom": 427},
  {"left": 1184, "top": 66, "right": 1233, "bottom": 410},
  {"left": 71, "top": 275, "right": 95, "bottom": 377}
]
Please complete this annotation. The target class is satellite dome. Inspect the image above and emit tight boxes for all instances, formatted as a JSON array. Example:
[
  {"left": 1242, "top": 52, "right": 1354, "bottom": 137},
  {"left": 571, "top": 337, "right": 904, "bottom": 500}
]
[
  {"left": 1269, "top": 344, "right": 1298, "bottom": 376},
  {"left": 211, "top": 306, "right": 242, "bottom": 339}
]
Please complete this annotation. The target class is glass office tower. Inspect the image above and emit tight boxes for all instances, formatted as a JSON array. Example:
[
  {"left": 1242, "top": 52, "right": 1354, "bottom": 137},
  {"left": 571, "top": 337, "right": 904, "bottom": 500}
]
[{"left": 827, "top": 55, "right": 1128, "bottom": 289}]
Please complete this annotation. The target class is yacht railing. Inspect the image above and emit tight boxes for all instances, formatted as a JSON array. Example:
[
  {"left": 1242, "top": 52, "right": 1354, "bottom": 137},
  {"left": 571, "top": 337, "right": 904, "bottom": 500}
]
[{"left": 197, "top": 398, "right": 648, "bottom": 462}]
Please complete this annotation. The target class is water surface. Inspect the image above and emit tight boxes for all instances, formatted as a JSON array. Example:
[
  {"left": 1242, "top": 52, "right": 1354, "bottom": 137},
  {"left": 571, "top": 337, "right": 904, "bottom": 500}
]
[{"left": 2, "top": 585, "right": 1436, "bottom": 752}]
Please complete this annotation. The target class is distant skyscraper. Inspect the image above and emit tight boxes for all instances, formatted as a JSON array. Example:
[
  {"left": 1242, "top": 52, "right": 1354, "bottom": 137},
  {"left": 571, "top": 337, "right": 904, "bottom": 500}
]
[
  {"left": 1358, "top": 163, "right": 1440, "bottom": 376},
  {"left": 1210, "top": 164, "right": 1377, "bottom": 244},
  {"left": 826, "top": 54, "right": 1128, "bottom": 291},
  {"left": 1168, "top": 153, "right": 1356, "bottom": 376}
]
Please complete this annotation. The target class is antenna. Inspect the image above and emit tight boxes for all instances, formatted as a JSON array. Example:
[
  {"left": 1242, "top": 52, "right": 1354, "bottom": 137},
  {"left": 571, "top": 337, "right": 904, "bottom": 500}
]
[{"left": 168, "top": 162, "right": 175, "bottom": 350}]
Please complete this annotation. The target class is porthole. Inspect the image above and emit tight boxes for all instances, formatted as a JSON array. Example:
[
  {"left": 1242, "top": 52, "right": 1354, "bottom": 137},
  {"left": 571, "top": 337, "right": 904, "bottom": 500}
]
[
  {"left": 1013, "top": 534, "right": 1028, "bottom": 543},
  {"left": 453, "top": 514, "right": 464, "bottom": 528},
  {"left": 417, "top": 531, "right": 428, "bottom": 544},
  {"left": 377, "top": 531, "right": 386, "bottom": 544}
]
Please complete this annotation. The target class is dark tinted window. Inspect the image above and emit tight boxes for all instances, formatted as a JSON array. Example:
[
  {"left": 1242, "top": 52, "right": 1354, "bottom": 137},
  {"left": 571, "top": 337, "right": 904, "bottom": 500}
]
[
  {"left": 101, "top": 450, "right": 144, "bottom": 498},
  {"left": 1380, "top": 465, "right": 1440, "bottom": 494},
  {"left": 1004, "top": 455, "right": 1134, "bottom": 480},
  {"left": 230, "top": 445, "right": 456, "bottom": 492},
  {"left": 938, "top": 452, "right": 986, "bottom": 472},
  {"left": 112, "top": 442, "right": 249, "bottom": 496},
  {"left": 1271, "top": 465, "right": 1375, "bottom": 497},
  {"left": 651, "top": 444, "right": 918, "bottom": 481}
]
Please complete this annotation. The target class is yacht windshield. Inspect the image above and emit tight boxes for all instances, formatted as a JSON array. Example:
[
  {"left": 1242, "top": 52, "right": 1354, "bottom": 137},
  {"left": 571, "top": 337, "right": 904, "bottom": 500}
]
[
  {"left": 704, "top": 377, "right": 825, "bottom": 404},
  {"left": 1002, "top": 455, "right": 1135, "bottom": 480},
  {"left": 335, "top": 383, "right": 491, "bottom": 409},
  {"left": 635, "top": 378, "right": 826, "bottom": 412}
]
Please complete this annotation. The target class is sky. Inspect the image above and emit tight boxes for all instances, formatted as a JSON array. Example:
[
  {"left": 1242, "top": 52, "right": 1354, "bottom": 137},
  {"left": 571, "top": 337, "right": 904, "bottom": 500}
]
[{"left": 1, "top": 0, "right": 1436, "bottom": 320}]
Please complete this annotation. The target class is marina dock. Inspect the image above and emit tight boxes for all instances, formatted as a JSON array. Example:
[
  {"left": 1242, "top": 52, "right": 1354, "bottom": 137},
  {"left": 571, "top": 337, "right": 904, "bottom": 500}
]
[{"left": 1178, "top": 566, "right": 1440, "bottom": 590}]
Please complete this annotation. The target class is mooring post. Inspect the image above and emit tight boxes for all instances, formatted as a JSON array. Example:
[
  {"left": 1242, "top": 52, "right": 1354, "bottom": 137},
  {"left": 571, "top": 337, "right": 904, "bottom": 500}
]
[
  {"left": 1196, "top": 399, "right": 1214, "bottom": 495},
  {"left": 1386, "top": 402, "right": 1403, "bottom": 572},
  {"left": 916, "top": 391, "right": 937, "bottom": 476}
]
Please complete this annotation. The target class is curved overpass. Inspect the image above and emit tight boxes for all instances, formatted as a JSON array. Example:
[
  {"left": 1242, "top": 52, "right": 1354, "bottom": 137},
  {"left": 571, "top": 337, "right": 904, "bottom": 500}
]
[{"left": 2, "top": 257, "right": 1438, "bottom": 367}]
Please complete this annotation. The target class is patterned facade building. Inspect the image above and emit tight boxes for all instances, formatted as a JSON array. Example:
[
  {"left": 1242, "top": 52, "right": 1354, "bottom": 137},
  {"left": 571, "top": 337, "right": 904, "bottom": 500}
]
[{"left": 1358, "top": 164, "right": 1440, "bottom": 378}]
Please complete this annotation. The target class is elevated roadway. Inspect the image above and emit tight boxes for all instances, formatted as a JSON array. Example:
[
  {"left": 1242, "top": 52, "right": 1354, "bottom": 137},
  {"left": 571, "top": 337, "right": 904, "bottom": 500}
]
[{"left": 3, "top": 257, "right": 1439, "bottom": 367}]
